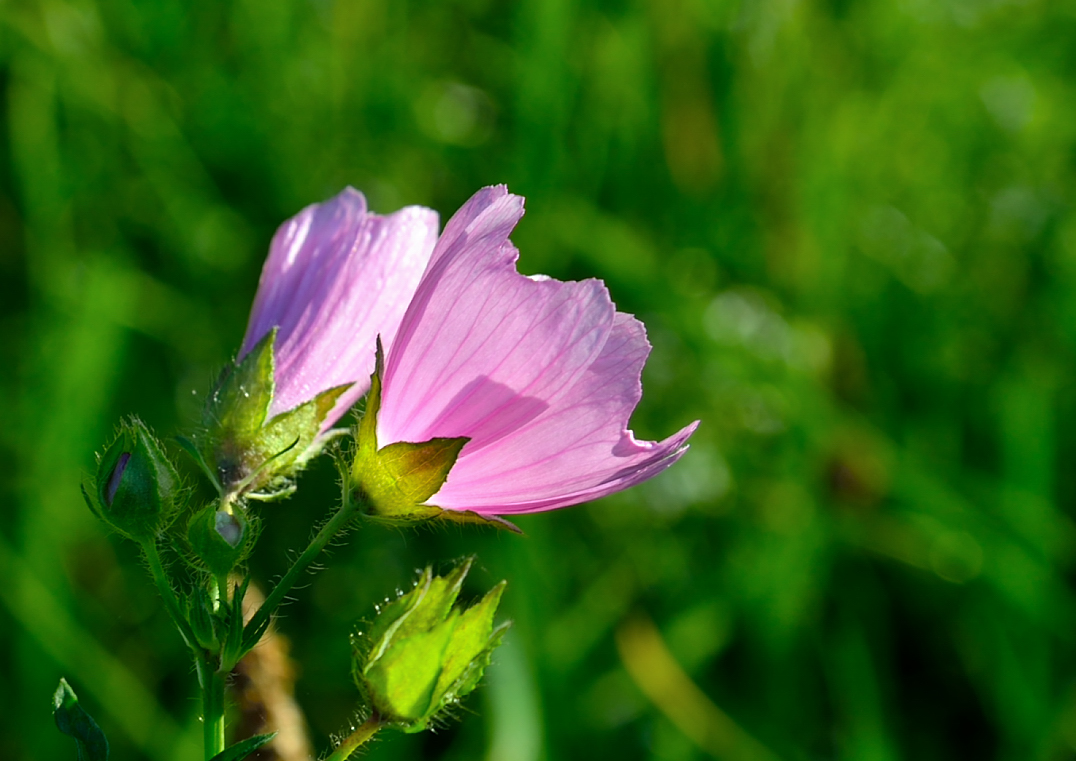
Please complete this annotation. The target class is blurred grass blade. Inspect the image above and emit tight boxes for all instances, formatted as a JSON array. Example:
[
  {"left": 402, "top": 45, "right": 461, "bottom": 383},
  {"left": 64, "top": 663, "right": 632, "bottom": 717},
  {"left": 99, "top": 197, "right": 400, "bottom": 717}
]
[
  {"left": 616, "top": 613, "right": 780, "bottom": 761},
  {"left": 53, "top": 679, "right": 109, "bottom": 761}
]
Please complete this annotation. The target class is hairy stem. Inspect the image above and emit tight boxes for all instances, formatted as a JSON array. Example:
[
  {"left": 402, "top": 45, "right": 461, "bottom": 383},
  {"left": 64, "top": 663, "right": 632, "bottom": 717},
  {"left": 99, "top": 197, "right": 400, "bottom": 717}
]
[
  {"left": 243, "top": 493, "right": 363, "bottom": 644},
  {"left": 142, "top": 539, "right": 197, "bottom": 651},
  {"left": 325, "top": 714, "right": 383, "bottom": 761}
]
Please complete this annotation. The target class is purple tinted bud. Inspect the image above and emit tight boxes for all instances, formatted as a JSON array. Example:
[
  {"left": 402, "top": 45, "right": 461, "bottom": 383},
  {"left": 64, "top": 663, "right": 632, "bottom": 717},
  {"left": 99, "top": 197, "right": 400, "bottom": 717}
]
[{"left": 105, "top": 452, "right": 131, "bottom": 506}]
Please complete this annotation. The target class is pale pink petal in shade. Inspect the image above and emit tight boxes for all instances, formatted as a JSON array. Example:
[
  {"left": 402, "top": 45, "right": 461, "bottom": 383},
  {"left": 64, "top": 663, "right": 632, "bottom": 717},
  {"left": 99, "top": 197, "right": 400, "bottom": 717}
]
[
  {"left": 242, "top": 187, "right": 439, "bottom": 428},
  {"left": 376, "top": 185, "right": 698, "bottom": 516}
]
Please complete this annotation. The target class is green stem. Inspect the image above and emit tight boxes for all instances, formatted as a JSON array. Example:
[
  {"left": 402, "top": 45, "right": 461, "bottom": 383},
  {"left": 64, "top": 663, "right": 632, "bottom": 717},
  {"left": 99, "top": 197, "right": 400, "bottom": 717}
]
[
  {"left": 142, "top": 540, "right": 197, "bottom": 651},
  {"left": 325, "top": 714, "right": 383, "bottom": 761},
  {"left": 196, "top": 655, "right": 226, "bottom": 759},
  {"left": 243, "top": 495, "right": 363, "bottom": 642}
]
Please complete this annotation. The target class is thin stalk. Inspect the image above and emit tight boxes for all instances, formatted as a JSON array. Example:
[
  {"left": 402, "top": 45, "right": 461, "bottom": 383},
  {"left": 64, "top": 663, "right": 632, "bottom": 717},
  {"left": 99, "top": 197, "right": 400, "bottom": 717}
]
[
  {"left": 195, "top": 655, "right": 226, "bottom": 759},
  {"left": 325, "top": 714, "right": 383, "bottom": 761},
  {"left": 244, "top": 495, "right": 362, "bottom": 642},
  {"left": 142, "top": 539, "right": 197, "bottom": 651}
]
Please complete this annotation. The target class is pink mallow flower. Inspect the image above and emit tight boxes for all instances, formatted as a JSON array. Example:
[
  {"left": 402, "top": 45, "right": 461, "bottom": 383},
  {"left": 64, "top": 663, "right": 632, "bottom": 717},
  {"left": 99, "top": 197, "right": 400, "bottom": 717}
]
[
  {"left": 243, "top": 187, "right": 439, "bottom": 428},
  {"left": 375, "top": 185, "right": 699, "bottom": 516}
]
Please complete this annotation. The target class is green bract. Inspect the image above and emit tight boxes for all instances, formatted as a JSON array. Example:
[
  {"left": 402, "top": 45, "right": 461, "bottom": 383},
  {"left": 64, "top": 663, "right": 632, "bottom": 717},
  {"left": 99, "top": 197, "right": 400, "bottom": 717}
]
[
  {"left": 353, "top": 558, "right": 509, "bottom": 732},
  {"left": 82, "top": 418, "right": 181, "bottom": 543},
  {"left": 199, "top": 329, "right": 349, "bottom": 499}
]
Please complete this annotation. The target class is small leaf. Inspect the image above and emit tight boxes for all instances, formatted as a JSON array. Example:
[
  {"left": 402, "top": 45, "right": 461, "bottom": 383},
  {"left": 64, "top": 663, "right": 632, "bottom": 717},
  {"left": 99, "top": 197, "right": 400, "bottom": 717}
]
[
  {"left": 200, "top": 327, "right": 352, "bottom": 497},
  {"left": 53, "top": 678, "right": 109, "bottom": 761},
  {"left": 208, "top": 732, "right": 277, "bottom": 761}
]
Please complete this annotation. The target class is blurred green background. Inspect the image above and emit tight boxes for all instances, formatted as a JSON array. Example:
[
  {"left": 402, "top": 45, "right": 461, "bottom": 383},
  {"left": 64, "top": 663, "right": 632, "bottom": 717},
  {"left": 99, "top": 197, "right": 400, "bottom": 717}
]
[{"left": 2, "top": 0, "right": 1076, "bottom": 759}]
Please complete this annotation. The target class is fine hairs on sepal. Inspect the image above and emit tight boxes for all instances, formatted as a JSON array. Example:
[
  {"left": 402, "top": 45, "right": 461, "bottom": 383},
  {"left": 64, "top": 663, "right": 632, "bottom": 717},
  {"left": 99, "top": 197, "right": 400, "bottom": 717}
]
[
  {"left": 82, "top": 416, "right": 184, "bottom": 543},
  {"left": 195, "top": 329, "right": 352, "bottom": 501},
  {"left": 350, "top": 558, "right": 510, "bottom": 734}
]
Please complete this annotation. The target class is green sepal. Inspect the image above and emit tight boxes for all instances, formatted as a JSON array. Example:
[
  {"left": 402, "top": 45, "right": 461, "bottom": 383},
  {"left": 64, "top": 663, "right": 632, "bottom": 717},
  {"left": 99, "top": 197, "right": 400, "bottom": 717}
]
[
  {"left": 208, "top": 732, "right": 277, "bottom": 761},
  {"left": 204, "top": 330, "right": 276, "bottom": 440},
  {"left": 53, "top": 678, "right": 109, "bottom": 761},
  {"left": 429, "top": 581, "right": 508, "bottom": 710},
  {"left": 199, "top": 329, "right": 352, "bottom": 498},
  {"left": 353, "top": 558, "right": 509, "bottom": 732},
  {"left": 436, "top": 509, "right": 522, "bottom": 534},
  {"left": 187, "top": 584, "right": 221, "bottom": 651},
  {"left": 175, "top": 435, "right": 223, "bottom": 494},
  {"left": 84, "top": 418, "right": 182, "bottom": 543},
  {"left": 220, "top": 577, "right": 253, "bottom": 671},
  {"left": 351, "top": 339, "right": 469, "bottom": 523},
  {"left": 187, "top": 505, "right": 250, "bottom": 578}
]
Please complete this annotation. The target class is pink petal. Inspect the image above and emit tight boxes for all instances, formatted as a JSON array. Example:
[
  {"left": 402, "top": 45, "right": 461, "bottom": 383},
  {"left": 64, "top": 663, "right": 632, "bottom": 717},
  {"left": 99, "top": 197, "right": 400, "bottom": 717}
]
[
  {"left": 243, "top": 187, "right": 438, "bottom": 426},
  {"left": 378, "top": 186, "right": 698, "bottom": 515},
  {"left": 433, "top": 314, "right": 698, "bottom": 514}
]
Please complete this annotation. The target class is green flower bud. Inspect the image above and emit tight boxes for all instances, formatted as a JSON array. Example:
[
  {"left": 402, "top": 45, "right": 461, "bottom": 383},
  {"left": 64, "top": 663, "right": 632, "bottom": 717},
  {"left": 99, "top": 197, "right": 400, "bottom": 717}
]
[
  {"left": 83, "top": 419, "right": 181, "bottom": 543},
  {"left": 352, "top": 558, "right": 509, "bottom": 733},
  {"left": 187, "top": 504, "right": 250, "bottom": 578}
]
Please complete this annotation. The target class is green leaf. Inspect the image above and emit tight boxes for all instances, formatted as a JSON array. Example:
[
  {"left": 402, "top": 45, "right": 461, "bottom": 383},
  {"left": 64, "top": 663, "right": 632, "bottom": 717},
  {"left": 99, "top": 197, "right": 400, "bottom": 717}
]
[
  {"left": 53, "top": 679, "right": 109, "bottom": 761},
  {"left": 187, "top": 584, "right": 220, "bottom": 651},
  {"left": 364, "top": 560, "right": 471, "bottom": 657},
  {"left": 208, "top": 732, "right": 277, "bottom": 761}
]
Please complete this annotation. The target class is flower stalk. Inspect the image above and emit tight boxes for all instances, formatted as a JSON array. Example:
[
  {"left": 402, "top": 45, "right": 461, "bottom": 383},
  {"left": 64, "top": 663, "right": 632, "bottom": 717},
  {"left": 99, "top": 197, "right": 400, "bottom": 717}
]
[
  {"left": 243, "top": 491, "right": 366, "bottom": 645},
  {"left": 325, "top": 714, "right": 384, "bottom": 761}
]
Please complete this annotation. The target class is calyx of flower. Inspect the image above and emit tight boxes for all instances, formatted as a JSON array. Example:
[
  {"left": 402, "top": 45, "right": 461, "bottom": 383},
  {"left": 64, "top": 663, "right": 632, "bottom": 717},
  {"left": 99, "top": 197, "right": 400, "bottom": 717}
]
[
  {"left": 352, "top": 557, "right": 509, "bottom": 732},
  {"left": 349, "top": 340, "right": 470, "bottom": 524},
  {"left": 200, "top": 329, "right": 350, "bottom": 499},
  {"left": 82, "top": 418, "right": 181, "bottom": 543}
]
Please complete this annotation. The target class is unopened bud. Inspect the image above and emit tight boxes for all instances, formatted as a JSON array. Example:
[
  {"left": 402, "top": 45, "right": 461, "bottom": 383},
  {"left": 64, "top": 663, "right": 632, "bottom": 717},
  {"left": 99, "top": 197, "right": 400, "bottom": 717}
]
[
  {"left": 188, "top": 504, "right": 250, "bottom": 577},
  {"left": 352, "top": 558, "right": 509, "bottom": 732},
  {"left": 83, "top": 419, "right": 181, "bottom": 543}
]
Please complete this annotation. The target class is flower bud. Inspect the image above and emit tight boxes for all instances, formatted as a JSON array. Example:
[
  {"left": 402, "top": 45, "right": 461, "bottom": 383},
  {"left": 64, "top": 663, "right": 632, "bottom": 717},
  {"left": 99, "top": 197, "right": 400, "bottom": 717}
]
[
  {"left": 187, "top": 504, "right": 250, "bottom": 578},
  {"left": 352, "top": 558, "right": 509, "bottom": 733},
  {"left": 83, "top": 419, "right": 181, "bottom": 543}
]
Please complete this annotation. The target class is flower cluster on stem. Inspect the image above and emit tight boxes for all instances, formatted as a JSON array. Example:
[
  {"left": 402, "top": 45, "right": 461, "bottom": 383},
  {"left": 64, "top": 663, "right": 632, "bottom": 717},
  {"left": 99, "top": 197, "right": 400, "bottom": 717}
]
[{"left": 68, "top": 185, "right": 697, "bottom": 761}]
